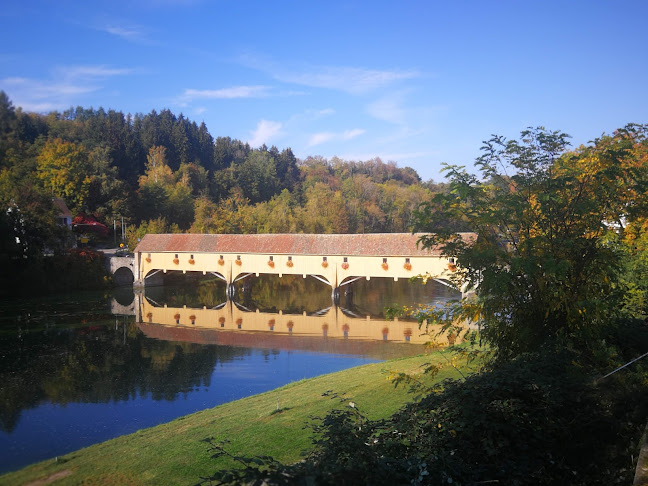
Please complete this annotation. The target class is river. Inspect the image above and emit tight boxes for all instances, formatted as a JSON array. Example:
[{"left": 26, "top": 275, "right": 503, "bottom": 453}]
[{"left": 0, "top": 273, "right": 459, "bottom": 474}]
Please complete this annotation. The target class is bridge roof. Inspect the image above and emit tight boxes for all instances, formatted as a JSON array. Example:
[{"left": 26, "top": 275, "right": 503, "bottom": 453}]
[{"left": 134, "top": 233, "right": 475, "bottom": 257}]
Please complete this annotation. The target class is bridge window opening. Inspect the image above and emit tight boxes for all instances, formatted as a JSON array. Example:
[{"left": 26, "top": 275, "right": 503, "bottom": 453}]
[
  {"left": 190, "top": 254, "right": 194, "bottom": 260},
  {"left": 288, "top": 256, "right": 292, "bottom": 262},
  {"left": 269, "top": 256, "right": 273, "bottom": 261},
  {"left": 236, "top": 274, "right": 331, "bottom": 314},
  {"left": 220, "top": 255, "right": 223, "bottom": 260},
  {"left": 405, "top": 258, "right": 410, "bottom": 264},
  {"left": 449, "top": 257, "right": 455, "bottom": 264},
  {"left": 323, "top": 256, "right": 327, "bottom": 262},
  {"left": 343, "top": 257, "right": 348, "bottom": 263},
  {"left": 237, "top": 255, "right": 241, "bottom": 261},
  {"left": 383, "top": 258, "right": 387, "bottom": 264}
]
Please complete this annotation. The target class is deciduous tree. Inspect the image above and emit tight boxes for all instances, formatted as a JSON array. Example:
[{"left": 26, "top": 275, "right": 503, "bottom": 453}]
[
  {"left": 36, "top": 138, "right": 92, "bottom": 211},
  {"left": 414, "top": 126, "right": 648, "bottom": 361}
]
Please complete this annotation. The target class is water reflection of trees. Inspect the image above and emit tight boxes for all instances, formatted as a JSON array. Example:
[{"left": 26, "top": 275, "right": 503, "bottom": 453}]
[
  {"left": 237, "top": 274, "right": 331, "bottom": 314},
  {"left": 0, "top": 319, "right": 246, "bottom": 433},
  {"left": 146, "top": 274, "right": 228, "bottom": 308},
  {"left": 142, "top": 272, "right": 461, "bottom": 319},
  {"left": 340, "top": 278, "right": 459, "bottom": 318}
]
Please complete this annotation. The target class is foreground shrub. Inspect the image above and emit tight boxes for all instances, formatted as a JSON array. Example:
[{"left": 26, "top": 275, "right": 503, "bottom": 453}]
[{"left": 199, "top": 346, "right": 648, "bottom": 485}]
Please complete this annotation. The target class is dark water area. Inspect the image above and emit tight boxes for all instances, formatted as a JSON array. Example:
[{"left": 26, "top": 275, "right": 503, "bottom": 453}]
[{"left": 0, "top": 275, "right": 459, "bottom": 474}]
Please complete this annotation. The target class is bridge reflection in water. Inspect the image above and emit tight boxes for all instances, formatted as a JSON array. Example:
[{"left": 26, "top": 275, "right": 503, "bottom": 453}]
[{"left": 136, "top": 290, "right": 458, "bottom": 361}]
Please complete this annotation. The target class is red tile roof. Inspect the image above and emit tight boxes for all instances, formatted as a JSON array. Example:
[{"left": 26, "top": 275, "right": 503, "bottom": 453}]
[
  {"left": 134, "top": 233, "right": 475, "bottom": 257},
  {"left": 52, "top": 197, "right": 72, "bottom": 217}
]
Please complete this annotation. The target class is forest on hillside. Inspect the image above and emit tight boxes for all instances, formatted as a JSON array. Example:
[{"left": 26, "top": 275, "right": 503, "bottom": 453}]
[{"left": 0, "top": 91, "right": 448, "bottom": 257}]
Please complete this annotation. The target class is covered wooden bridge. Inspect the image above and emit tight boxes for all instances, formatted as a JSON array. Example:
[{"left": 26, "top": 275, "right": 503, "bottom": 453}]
[{"left": 132, "top": 233, "right": 474, "bottom": 299}]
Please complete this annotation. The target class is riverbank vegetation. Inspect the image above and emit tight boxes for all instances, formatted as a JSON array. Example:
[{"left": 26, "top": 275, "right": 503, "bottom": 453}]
[{"left": 0, "top": 352, "right": 472, "bottom": 485}]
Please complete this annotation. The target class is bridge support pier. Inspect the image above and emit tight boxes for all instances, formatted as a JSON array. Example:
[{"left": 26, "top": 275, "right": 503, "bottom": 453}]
[
  {"left": 227, "top": 283, "right": 236, "bottom": 300},
  {"left": 332, "top": 287, "right": 340, "bottom": 305}
]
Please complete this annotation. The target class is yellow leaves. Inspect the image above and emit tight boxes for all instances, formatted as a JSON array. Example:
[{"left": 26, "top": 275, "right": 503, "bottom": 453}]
[{"left": 36, "top": 138, "right": 91, "bottom": 209}]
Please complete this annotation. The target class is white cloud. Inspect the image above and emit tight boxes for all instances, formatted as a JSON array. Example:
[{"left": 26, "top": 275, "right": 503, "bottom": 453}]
[
  {"left": 302, "top": 108, "right": 335, "bottom": 119},
  {"left": 97, "top": 23, "right": 153, "bottom": 44},
  {"left": 194, "top": 106, "right": 207, "bottom": 115},
  {"left": 316, "top": 108, "right": 335, "bottom": 117},
  {"left": 103, "top": 26, "right": 143, "bottom": 40},
  {"left": 343, "top": 128, "right": 365, "bottom": 140},
  {"left": 308, "top": 128, "right": 365, "bottom": 147},
  {"left": 308, "top": 132, "right": 335, "bottom": 147},
  {"left": 367, "top": 93, "right": 407, "bottom": 124},
  {"left": 2, "top": 65, "right": 135, "bottom": 113},
  {"left": 181, "top": 86, "right": 270, "bottom": 101},
  {"left": 2, "top": 77, "right": 97, "bottom": 98},
  {"left": 248, "top": 120, "right": 283, "bottom": 147},
  {"left": 239, "top": 55, "right": 419, "bottom": 95},
  {"left": 275, "top": 66, "right": 419, "bottom": 95},
  {"left": 59, "top": 66, "right": 136, "bottom": 79}
]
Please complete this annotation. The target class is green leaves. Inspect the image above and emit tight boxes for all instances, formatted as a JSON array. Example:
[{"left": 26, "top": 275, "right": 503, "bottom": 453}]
[{"left": 414, "top": 126, "right": 648, "bottom": 362}]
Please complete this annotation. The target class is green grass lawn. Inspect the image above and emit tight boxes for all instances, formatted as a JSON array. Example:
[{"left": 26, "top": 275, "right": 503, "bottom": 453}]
[{"left": 1, "top": 350, "right": 473, "bottom": 486}]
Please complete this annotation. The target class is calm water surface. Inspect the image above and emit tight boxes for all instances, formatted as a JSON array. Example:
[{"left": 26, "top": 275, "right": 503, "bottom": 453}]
[{"left": 0, "top": 275, "right": 459, "bottom": 474}]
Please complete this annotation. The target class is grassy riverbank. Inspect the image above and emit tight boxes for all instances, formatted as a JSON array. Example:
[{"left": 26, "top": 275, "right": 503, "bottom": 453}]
[{"left": 1, "top": 350, "right": 471, "bottom": 486}]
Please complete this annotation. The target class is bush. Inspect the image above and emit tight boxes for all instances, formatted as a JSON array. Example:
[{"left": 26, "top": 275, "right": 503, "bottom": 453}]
[{"left": 200, "top": 348, "right": 648, "bottom": 485}]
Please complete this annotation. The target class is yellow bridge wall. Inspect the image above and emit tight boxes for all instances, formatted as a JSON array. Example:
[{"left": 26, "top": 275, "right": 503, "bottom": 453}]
[{"left": 137, "top": 251, "right": 455, "bottom": 288}]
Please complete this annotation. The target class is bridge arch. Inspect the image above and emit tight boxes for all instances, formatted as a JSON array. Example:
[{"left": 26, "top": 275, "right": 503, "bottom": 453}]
[
  {"left": 106, "top": 255, "right": 136, "bottom": 287},
  {"left": 113, "top": 266, "right": 134, "bottom": 286}
]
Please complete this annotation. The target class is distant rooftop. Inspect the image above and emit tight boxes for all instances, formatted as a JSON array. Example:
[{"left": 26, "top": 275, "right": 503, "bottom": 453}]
[
  {"left": 134, "top": 233, "right": 476, "bottom": 257},
  {"left": 52, "top": 197, "right": 72, "bottom": 217}
]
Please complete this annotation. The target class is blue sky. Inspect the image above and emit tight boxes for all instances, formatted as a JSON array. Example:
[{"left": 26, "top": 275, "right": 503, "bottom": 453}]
[{"left": 1, "top": 0, "right": 647, "bottom": 181}]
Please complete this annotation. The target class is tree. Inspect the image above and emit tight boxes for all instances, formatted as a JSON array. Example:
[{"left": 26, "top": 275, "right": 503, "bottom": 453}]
[
  {"left": 256, "top": 189, "right": 300, "bottom": 233},
  {"left": 36, "top": 138, "right": 92, "bottom": 211},
  {"left": 190, "top": 196, "right": 219, "bottom": 234},
  {"left": 413, "top": 126, "right": 648, "bottom": 361},
  {"left": 0, "top": 166, "right": 61, "bottom": 261},
  {"left": 235, "top": 151, "right": 280, "bottom": 204},
  {"left": 177, "top": 162, "right": 210, "bottom": 197},
  {"left": 85, "top": 144, "right": 133, "bottom": 222},
  {"left": 137, "top": 146, "right": 195, "bottom": 229},
  {"left": 0, "top": 91, "right": 17, "bottom": 159}
]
